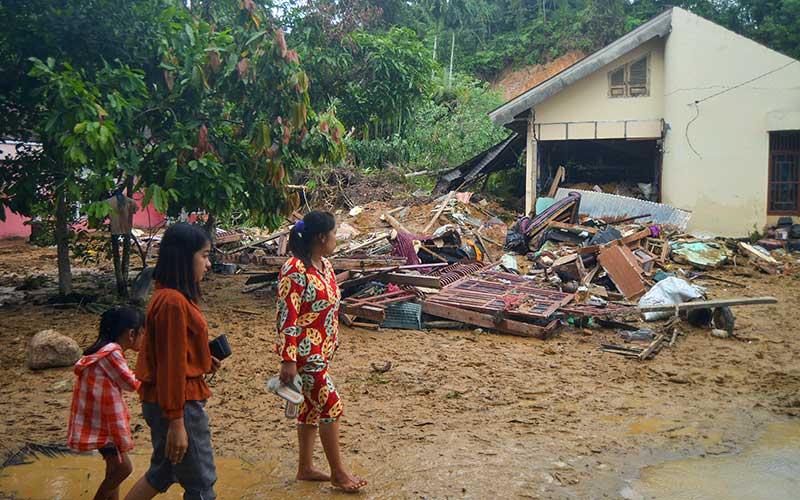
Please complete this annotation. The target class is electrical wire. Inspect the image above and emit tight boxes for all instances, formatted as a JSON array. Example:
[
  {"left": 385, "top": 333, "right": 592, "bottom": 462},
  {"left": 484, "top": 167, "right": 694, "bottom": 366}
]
[
  {"left": 691, "top": 60, "right": 797, "bottom": 105},
  {"left": 682, "top": 60, "right": 797, "bottom": 160},
  {"left": 685, "top": 102, "right": 702, "bottom": 159}
]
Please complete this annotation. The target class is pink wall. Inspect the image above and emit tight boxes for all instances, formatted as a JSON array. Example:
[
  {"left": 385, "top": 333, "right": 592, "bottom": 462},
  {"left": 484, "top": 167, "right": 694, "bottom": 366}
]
[
  {"left": 0, "top": 207, "right": 31, "bottom": 239},
  {"left": 0, "top": 197, "right": 165, "bottom": 239},
  {"left": 132, "top": 192, "right": 166, "bottom": 229}
]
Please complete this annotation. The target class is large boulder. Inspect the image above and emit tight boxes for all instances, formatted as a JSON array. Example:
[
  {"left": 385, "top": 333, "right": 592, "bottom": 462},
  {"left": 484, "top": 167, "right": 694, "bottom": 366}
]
[{"left": 28, "top": 330, "right": 81, "bottom": 370}]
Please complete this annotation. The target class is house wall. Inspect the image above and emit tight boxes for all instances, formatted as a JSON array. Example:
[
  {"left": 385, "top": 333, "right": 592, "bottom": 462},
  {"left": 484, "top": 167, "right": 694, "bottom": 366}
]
[
  {"left": 0, "top": 207, "right": 31, "bottom": 239},
  {"left": 534, "top": 37, "right": 666, "bottom": 124},
  {"left": 662, "top": 8, "right": 800, "bottom": 236}
]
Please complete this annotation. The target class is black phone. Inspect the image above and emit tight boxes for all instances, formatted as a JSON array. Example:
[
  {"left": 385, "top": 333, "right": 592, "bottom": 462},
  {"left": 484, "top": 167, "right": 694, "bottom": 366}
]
[{"left": 209, "top": 334, "right": 232, "bottom": 360}]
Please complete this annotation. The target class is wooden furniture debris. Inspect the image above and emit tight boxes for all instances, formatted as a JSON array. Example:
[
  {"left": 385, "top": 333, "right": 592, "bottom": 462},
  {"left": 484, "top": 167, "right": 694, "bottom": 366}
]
[
  {"left": 579, "top": 228, "right": 653, "bottom": 255},
  {"left": 425, "top": 270, "right": 574, "bottom": 321},
  {"left": 645, "top": 237, "right": 671, "bottom": 263},
  {"left": 421, "top": 302, "right": 558, "bottom": 338},
  {"left": 341, "top": 289, "right": 418, "bottom": 323},
  {"left": 597, "top": 243, "right": 647, "bottom": 300}
]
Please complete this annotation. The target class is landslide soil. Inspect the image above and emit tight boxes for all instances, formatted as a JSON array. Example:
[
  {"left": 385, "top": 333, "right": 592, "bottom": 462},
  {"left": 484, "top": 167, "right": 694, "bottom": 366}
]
[{"left": 1, "top": 238, "right": 799, "bottom": 499}]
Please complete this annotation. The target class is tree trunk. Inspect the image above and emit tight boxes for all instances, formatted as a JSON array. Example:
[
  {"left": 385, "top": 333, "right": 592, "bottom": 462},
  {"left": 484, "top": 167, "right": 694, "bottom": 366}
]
[
  {"left": 55, "top": 184, "right": 73, "bottom": 296},
  {"left": 204, "top": 214, "right": 218, "bottom": 267},
  {"left": 112, "top": 235, "right": 126, "bottom": 297},
  {"left": 119, "top": 177, "right": 135, "bottom": 298}
]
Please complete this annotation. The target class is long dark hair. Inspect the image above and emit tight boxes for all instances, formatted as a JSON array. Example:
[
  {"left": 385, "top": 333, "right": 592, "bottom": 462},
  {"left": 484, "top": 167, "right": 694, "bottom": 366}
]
[
  {"left": 288, "top": 211, "right": 336, "bottom": 267},
  {"left": 154, "top": 223, "right": 211, "bottom": 302},
  {"left": 84, "top": 306, "right": 145, "bottom": 355}
]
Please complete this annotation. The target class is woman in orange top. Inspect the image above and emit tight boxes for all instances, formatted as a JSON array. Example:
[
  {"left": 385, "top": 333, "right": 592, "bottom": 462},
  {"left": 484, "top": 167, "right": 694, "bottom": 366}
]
[
  {"left": 277, "top": 211, "right": 367, "bottom": 493},
  {"left": 126, "top": 223, "right": 221, "bottom": 500}
]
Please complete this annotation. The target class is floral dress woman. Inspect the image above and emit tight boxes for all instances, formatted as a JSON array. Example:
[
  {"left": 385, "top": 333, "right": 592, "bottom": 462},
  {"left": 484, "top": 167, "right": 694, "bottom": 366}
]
[{"left": 276, "top": 256, "right": 343, "bottom": 425}]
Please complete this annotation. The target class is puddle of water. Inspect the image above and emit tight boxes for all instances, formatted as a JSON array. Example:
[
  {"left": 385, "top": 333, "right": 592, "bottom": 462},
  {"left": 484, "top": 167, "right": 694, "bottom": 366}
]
[
  {"left": 632, "top": 420, "right": 800, "bottom": 500},
  {"left": 0, "top": 453, "right": 364, "bottom": 499}
]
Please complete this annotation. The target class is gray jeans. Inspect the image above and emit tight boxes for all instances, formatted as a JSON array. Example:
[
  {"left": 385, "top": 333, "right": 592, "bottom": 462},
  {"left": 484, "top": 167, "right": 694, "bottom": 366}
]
[{"left": 142, "top": 401, "right": 217, "bottom": 500}]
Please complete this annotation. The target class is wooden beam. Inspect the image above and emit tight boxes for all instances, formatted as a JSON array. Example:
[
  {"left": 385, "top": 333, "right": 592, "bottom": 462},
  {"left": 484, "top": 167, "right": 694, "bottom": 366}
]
[
  {"left": 341, "top": 303, "right": 386, "bottom": 322},
  {"left": 423, "top": 191, "right": 455, "bottom": 234},
  {"left": 547, "top": 220, "right": 598, "bottom": 234},
  {"left": 384, "top": 213, "right": 411, "bottom": 234},
  {"left": 738, "top": 242, "right": 779, "bottom": 265},
  {"left": 638, "top": 296, "right": 777, "bottom": 313},
  {"left": 382, "top": 273, "right": 442, "bottom": 288},
  {"left": 474, "top": 231, "right": 493, "bottom": 262},
  {"left": 334, "top": 232, "right": 390, "bottom": 256},
  {"left": 546, "top": 165, "right": 565, "bottom": 198},
  {"left": 638, "top": 334, "right": 664, "bottom": 360},
  {"left": 418, "top": 245, "right": 448, "bottom": 263},
  {"left": 525, "top": 117, "right": 537, "bottom": 217},
  {"left": 247, "top": 256, "right": 406, "bottom": 270},
  {"left": 421, "top": 301, "right": 554, "bottom": 338},
  {"left": 220, "top": 229, "right": 290, "bottom": 255}
]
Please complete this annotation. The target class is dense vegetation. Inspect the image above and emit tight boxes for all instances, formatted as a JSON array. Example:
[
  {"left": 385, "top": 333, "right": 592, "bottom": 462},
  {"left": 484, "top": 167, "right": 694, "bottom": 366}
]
[{"left": 1, "top": 0, "right": 797, "bottom": 296}]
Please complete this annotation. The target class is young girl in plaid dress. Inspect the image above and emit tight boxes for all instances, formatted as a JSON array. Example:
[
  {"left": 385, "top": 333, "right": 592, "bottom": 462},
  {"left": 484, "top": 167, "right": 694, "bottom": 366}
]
[{"left": 67, "top": 307, "right": 144, "bottom": 500}]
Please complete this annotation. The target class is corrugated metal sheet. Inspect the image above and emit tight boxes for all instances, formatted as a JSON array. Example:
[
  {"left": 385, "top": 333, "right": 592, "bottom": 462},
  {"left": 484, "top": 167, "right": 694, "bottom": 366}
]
[{"left": 554, "top": 189, "right": 691, "bottom": 230}]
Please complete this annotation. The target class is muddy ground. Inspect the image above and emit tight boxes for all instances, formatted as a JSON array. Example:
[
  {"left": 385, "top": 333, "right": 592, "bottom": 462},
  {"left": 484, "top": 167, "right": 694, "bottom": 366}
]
[{"left": 1, "top": 238, "right": 799, "bottom": 499}]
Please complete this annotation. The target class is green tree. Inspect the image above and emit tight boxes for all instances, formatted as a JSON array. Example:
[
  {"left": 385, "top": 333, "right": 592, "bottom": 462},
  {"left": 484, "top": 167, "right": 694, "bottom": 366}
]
[{"left": 1, "top": 0, "right": 345, "bottom": 298}]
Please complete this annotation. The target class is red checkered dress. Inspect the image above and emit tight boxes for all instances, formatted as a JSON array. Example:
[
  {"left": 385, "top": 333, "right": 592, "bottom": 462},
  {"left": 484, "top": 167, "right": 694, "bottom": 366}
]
[{"left": 67, "top": 343, "right": 140, "bottom": 453}]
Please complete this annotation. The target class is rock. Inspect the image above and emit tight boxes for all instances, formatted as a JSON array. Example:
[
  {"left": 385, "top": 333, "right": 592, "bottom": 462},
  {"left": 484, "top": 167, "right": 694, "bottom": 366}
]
[
  {"left": 47, "top": 378, "right": 75, "bottom": 393},
  {"left": 473, "top": 328, "right": 484, "bottom": 335},
  {"left": 711, "top": 328, "right": 730, "bottom": 339},
  {"left": 27, "top": 330, "right": 81, "bottom": 370}
]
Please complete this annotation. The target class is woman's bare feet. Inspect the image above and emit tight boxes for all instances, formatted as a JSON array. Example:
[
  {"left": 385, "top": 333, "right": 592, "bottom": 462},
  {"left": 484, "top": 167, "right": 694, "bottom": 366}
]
[
  {"left": 331, "top": 470, "right": 367, "bottom": 493},
  {"left": 297, "top": 467, "right": 330, "bottom": 481}
]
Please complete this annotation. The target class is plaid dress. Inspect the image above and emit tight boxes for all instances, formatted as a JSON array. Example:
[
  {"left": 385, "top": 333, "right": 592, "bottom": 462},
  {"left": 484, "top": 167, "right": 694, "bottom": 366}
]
[{"left": 67, "top": 343, "right": 140, "bottom": 453}]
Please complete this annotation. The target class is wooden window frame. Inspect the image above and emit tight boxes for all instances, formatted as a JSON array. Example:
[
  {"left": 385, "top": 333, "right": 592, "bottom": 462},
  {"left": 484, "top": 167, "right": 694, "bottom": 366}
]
[
  {"left": 767, "top": 131, "right": 800, "bottom": 216},
  {"left": 608, "top": 53, "right": 650, "bottom": 99}
]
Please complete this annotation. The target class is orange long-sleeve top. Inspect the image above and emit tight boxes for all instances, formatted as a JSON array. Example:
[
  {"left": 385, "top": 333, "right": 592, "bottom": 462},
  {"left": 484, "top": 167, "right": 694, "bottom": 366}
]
[{"left": 136, "top": 285, "right": 212, "bottom": 419}]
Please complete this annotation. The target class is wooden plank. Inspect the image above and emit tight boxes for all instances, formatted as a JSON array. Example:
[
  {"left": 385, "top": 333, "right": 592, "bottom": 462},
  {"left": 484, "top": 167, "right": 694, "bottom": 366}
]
[
  {"left": 341, "top": 303, "right": 386, "bottom": 322},
  {"left": 334, "top": 232, "right": 389, "bottom": 256},
  {"left": 423, "top": 191, "right": 455, "bottom": 234},
  {"left": 579, "top": 228, "right": 654, "bottom": 255},
  {"left": 419, "top": 245, "right": 448, "bottom": 263},
  {"left": 220, "top": 229, "right": 290, "bottom": 255},
  {"left": 551, "top": 254, "right": 577, "bottom": 268},
  {"left": 638, "top": 296, "right": 777, "bottom": 313},
  {"left": 384, "top": 213, "right": 411, "bottom": 235},
  {"left": 639, "top": 334, "right": 664, "bottom": 360},
  {"left": 738, "top": 242, "right": 779, "bottom": 265},
  {"left": 382, "top": 273, "right": 442, "bottom": 288},
  {"left": 247, "top": 256, "right": 406, "bottom": 270},
  {"left": 474, "top": 231, "right": 493, "bottom": 262},
  {"left": 548, "top": 220, "right": 598, "bottom": 234},
  {"left": 581, "top": 265, "right": 599, "bottom": 286},
  {"left": 421, "top": 301, "right": 554, "bottom": 339},
  {"left": 546, "top": 165, "right": 565, "bottom": 198}
]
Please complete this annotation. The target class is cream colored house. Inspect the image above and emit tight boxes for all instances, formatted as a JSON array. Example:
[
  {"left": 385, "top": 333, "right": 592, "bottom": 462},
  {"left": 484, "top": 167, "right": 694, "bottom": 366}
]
[{"left": 489, "top": 7, "right": 800, "bottom": 236}]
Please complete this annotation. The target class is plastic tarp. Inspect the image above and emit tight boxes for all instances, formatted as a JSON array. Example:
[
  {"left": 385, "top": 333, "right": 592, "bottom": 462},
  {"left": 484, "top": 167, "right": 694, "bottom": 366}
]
[{"left": 638, "top": 277, "right": 706, "bottom": 321}]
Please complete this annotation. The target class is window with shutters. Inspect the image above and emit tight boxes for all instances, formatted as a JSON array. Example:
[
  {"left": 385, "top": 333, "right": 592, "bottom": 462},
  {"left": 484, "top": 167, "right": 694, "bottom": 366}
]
[
  {"left": 768, "top": 131, "right": 800, "bottom": 215},
  {"left": 608, "top": 54, "right": 650, "bottom": 98}
]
